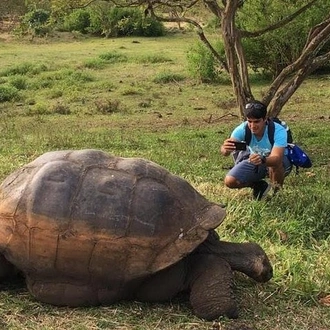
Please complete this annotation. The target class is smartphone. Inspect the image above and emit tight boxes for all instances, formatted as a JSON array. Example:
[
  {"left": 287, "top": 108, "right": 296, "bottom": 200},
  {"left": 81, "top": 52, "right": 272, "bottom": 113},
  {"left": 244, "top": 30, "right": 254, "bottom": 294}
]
[{"left": 233, "top": 141, "right": 247, "bottom": 151}]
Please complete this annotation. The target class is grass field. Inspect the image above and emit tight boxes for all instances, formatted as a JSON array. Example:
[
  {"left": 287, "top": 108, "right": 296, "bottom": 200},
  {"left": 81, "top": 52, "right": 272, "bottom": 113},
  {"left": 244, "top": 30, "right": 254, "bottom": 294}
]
[{"left": 0, "top": 30, "right": 330, "bottom": 329}]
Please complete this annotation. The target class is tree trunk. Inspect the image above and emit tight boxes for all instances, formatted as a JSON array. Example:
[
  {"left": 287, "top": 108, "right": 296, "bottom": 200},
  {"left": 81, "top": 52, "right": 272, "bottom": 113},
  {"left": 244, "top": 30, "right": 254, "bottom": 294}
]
[{"left": 219, "top": 1, "right": 253, "bottom": 118}]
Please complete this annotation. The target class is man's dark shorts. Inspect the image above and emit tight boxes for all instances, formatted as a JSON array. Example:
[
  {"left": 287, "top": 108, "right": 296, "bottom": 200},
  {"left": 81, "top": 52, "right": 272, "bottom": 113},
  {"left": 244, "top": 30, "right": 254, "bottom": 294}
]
[{"left": 226, "top": 151, "right": 292, "bottom": 184}]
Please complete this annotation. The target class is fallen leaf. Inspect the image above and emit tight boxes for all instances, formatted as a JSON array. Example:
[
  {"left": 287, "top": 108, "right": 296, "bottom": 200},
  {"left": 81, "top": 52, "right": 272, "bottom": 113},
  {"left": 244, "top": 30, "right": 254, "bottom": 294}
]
[{"left": 319, "top": 295, "right": 330, "bottom": 306}]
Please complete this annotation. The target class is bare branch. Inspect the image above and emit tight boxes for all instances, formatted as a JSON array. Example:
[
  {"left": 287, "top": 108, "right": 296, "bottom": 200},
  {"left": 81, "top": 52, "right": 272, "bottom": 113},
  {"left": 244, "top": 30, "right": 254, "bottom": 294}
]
[
  {"left": 68, "top": 1, "right": 97, "bottom": 10},
  {"left": 203, "top": 0, "right": 223, "bottom": 17},
  {"left": 310, "top": 51, "right": 330, "bottom": 70},
  {"left": 263, "top": 18, "right": 330, "bottom": 108},
  {"left": 304, "top": 14, "right": 330, "bottom": 50}
]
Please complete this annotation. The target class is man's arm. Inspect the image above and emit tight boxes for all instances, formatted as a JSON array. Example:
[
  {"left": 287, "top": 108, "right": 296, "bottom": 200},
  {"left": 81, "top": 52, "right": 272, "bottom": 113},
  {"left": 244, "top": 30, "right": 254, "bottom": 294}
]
[
  {"left": 249, "top": 146, "right": 284, "bottom": 167},
  {"left": 220, "top": 123, "right": 246, "bottom": 156}
]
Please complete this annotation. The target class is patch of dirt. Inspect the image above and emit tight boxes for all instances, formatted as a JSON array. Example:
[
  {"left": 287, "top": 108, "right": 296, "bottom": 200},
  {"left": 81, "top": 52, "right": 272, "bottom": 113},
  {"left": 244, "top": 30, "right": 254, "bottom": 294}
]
[
  {"left": 0, "top": 17, "right": 19, "bottom": 42},
  {"left": 0, "top": 32, "right": 14, "bottom": 42}
]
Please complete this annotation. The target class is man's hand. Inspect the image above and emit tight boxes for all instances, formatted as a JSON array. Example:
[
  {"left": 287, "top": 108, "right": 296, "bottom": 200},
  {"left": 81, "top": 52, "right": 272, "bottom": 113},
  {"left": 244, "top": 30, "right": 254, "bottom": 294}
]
[
  {"left": 220, "top": 138, "right": 237, "bottom": 156},
  {"left": 249, "top": 153, "right": 264, "bottom": 165},
  {"left": 250, "top": 147, "right": 284, "bottom": 167}
]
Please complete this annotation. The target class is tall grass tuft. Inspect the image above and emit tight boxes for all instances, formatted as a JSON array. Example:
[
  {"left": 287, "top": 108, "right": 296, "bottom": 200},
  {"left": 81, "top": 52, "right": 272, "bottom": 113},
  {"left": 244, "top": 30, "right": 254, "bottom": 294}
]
[
  {"left": 0, "top": 62, "right": 49, "bottom": 77},
  {"left": 0, "top": 85, "right": 19, "bottom": 102},
  {"left": 153, "top": 71, "right": 186, "bottom": 83}
]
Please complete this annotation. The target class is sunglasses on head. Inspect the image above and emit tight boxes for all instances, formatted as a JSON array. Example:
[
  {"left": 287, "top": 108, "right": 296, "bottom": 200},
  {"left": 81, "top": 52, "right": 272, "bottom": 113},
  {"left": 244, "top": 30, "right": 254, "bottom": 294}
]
[{"left": 245, "top": 102, "right": 265, "bottom": 110}]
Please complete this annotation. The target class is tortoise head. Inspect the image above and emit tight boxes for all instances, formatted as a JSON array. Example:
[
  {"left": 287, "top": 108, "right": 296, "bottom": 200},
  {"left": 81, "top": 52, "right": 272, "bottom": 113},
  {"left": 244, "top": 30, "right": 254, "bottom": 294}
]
[
  {"left": 199, "top": 236, "right": 273, "bottom": 283},
  {"left": 230, "top": 242, "right": 273, "bottom": 283}
]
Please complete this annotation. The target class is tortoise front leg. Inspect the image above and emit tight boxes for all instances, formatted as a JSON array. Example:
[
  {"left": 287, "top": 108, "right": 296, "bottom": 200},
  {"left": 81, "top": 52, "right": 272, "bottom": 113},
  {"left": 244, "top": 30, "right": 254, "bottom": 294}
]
[{"left": 187, "top": 254, "right": 238, "bottom": 320}]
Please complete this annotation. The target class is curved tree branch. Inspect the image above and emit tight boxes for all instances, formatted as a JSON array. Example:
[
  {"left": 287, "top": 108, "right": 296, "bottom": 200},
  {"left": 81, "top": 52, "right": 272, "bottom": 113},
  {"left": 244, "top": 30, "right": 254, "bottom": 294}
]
[
  {"left": 240, "top": 0, "right": 319, "bottom": 38},
  {"left": 263, "top": 17, "right": 330, "bottom": 114}
]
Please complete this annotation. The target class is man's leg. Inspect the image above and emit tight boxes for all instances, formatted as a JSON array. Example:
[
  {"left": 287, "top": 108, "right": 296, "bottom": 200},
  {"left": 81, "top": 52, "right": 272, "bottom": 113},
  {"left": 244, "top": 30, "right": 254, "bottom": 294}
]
[
  {"left": 268, "top": 164, "right": 285, "bottom": 187},
  {"left": 224, "top": 160, "right": 272, "bottom": 200},
  {"left": 224, "top": 160, "right": 267, "bottom": 189},
  {"left": 268, "top": 156, "right": 292, "bottom": 191},
  {"left": 224, "top": 175, "right": 251, "bottom": 189}
]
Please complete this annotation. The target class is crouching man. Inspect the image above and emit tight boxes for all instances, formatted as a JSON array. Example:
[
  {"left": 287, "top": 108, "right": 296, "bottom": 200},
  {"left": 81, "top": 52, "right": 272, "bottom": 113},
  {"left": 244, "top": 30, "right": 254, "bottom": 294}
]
[{"left": 220, "top": 101, "right": 292, "bottom": 200}]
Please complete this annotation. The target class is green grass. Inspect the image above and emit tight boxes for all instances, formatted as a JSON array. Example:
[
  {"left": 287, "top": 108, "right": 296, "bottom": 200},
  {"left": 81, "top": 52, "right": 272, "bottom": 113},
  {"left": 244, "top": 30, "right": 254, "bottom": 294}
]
[{"left": 0, "top": 31, "right": 330, "bottom": 329}]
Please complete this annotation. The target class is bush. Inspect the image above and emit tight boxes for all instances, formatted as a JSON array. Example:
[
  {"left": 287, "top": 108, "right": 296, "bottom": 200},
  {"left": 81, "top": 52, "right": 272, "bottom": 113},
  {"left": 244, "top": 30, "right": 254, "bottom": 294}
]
[
  {"left": 138, "top": 15, "right": 165, "bottom": 37},
  {"left": 186, "top": 41, "right": 227, "bottom": 83},
  {"left": 94, "top": 98, "right": 123, "bottom": 114},
  {"left": 62, "top": 9, "right": 91, "bottom": 34},
  {"left": 1, "top": 62, "right": 48, "bottom": 77},
  {"left": 136, "top": 54, "right": 172, "bottom": 64},
  {"left": 88, "top": 6, "right": 164, "bottom": 37},
  {"left": 99, "top": 51, "right": 128, "bottom": 63},
  {"left": 52, "top": 102, "right": 71, "bottom": 115},
  {"left": 19, "top": 8, "right": 51, "bottom": 36}
]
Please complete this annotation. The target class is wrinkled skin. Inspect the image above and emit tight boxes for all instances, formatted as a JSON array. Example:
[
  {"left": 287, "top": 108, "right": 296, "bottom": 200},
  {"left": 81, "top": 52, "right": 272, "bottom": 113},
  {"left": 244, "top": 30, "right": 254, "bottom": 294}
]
[{"left": 0, "top": 150, "right": 273, "bottom": 320}]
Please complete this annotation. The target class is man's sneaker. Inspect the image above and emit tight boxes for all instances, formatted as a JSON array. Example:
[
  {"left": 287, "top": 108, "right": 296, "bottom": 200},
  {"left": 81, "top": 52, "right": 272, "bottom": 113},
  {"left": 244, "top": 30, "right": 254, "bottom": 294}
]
[{"left": 252, "top": 180, "right": 271, "bottom": 200}]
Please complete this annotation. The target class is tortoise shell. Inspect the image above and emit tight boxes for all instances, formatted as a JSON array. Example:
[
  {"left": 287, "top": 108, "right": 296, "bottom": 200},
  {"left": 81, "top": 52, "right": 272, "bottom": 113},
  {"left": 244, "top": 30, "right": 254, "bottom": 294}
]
[{"left": 0, "top": 149, "right": 226, "bottom": 287}]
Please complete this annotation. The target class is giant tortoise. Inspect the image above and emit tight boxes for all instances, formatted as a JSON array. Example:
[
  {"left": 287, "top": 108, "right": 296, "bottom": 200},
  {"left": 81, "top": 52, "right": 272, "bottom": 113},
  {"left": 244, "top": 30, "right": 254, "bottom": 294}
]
[{"left": 0, "top": 149, "right": 273, "bottom": 320}]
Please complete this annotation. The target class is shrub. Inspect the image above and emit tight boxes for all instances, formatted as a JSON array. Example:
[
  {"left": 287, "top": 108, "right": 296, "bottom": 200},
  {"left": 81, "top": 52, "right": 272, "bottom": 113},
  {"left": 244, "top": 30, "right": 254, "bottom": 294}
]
[
  {"left": 62, "top": 9, "right": 91, "bottom": 34},
  {"left": 94, "top": 98, "right": 122, "bottom": 114},
  {"left": 1, "top": 62, "right": 48, "bottom": 77},
  {"left": 237, "top": 1, "right": 330, "bottom": 77},
  {"left": 136, "top": 54, "right": 172, "bottom": 64},
  {"left": 52, "top": 102, "right": 71, "bottom": 115},
  {"left": 82, "top": 58, "right": 107, "bottom": 69},
  {"left": 110, "top": 8, "right": 141, "bottom": 37},
  {"left": 19, "top": 8, "right": 51, "bottom": 36},
  {"left": 48, "top": 89, "right": 63, "bottom": 99},
  {"left": 62, "top": 70, "right": 94, "bottom": 85},
  {"left": 186, "top": 41, "right": 227, "bottom": 83},
  {"left": 138, "top": 15, "right": 165, "bottom": 37},
  {"left": 27, "top": 103, "right": 52, "bottom": 115},
  {"left": 88, "top": 6, "right": 164, "bottom": 37}
]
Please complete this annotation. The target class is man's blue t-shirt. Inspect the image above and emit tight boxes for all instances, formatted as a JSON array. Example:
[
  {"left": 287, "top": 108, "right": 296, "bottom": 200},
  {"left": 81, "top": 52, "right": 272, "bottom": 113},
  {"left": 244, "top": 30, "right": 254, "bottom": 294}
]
[{"left": 231, "top": 121, "right": 288, "bottom": 157}]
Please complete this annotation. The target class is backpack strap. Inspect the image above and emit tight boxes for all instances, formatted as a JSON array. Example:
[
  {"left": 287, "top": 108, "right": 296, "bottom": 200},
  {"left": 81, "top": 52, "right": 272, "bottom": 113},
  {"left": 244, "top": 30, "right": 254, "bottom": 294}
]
[
  {"left": 244, "top": 122, "right": 252, "bottom": 145},
  {"left": 267, "top": 119, "right": 275, "bottom": 146},
  {"left": 244, "top": 119, "right": 275, "bottom": 146}
]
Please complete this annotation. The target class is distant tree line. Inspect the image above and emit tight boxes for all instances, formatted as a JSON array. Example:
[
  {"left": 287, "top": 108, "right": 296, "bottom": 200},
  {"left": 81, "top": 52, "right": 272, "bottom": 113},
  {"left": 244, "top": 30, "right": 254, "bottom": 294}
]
[{"left": 7, "top": 1, "right": 165, "bottom": 38}]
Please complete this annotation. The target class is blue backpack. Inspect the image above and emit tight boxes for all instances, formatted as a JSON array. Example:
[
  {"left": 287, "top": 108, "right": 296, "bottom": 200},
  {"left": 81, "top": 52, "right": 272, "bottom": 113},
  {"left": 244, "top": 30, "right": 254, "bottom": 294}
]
[
  {"left": 244, "top": 118, "right": 312, "bottom": 173},
  {"left": 287, "top": 143, "right": 312, "bottom": 169}
]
